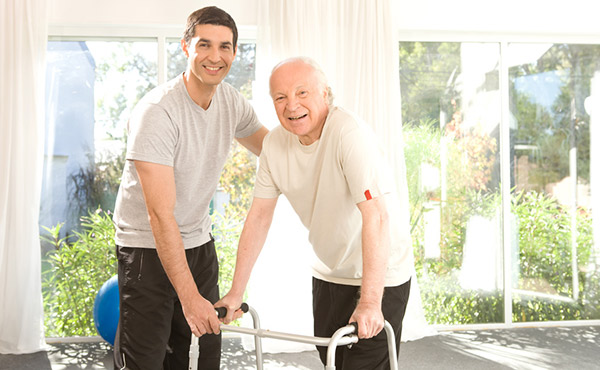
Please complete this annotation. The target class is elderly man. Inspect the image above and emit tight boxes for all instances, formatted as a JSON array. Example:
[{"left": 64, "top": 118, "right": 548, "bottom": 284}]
[{"left": 217, "top": 57, "right": 413, "bottom": 369}]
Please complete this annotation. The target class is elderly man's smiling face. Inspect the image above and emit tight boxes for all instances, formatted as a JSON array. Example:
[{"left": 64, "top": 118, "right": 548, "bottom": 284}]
[{"left": 269, "top": 60, "right": 329, "bottom": 145}]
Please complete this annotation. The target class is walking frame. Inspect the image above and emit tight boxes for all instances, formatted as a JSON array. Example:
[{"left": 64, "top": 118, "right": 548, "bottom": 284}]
[{"left": 189, "top": 303, "right": 399, "bottom": 370}]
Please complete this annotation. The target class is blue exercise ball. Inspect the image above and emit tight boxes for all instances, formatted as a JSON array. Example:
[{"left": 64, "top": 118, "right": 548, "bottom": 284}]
[{"left": 93, "top": 275, "right": 119, "bottom": 345}]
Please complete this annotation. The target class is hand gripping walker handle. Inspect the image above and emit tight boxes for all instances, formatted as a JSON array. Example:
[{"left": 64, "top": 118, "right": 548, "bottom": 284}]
[
  {"left": 189, "top": 303, "right": 249, "bottom": 370},
  {"left": 215, "top": 302, "right": 249, "bottom": 319},
  {"left": 326, "top": 321, "right": 398, "bottom": 370}
]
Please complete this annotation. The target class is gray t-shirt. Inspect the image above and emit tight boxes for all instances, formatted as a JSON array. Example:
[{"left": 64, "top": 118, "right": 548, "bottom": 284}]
[{"left": 113, "top": 74, "right": 261, "bottom": 249}]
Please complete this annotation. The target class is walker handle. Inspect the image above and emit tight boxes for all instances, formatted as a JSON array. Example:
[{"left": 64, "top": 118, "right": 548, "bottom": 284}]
[
  {"left": 215, "top": 302, "right": 249, "bottom": 319},
  {"left": 348, "top": 321, "right": 359, "bottom": 335}
]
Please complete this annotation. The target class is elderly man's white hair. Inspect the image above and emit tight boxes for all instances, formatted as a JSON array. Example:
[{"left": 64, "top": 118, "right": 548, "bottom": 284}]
[{"left": 270, "top": 56, "right": 335, "bottom": 106}]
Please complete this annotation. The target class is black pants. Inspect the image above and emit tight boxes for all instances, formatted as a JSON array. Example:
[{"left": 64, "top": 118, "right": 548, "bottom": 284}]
[
  {"left": 113, "top": 240, "right": 221, "bottom": 370},
  {"left": 313, "top": 277, "right": 411, "bottom": 370}
]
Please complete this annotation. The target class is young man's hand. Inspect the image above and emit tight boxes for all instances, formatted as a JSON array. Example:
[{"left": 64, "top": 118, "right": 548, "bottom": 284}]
[{"left": 182, "top": 293, "right": 221, "bottom": 337}]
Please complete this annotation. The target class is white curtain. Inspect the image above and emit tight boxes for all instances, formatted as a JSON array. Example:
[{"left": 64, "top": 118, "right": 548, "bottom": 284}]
[
  {"left": 245, "top": 0, "right": 435, "bottom": 353},
  {"left": 0, "top": 0, "right": 48, "bottom": 354},
  {"left": 590, "top": 74, "right": 600, "bottom": 268}
]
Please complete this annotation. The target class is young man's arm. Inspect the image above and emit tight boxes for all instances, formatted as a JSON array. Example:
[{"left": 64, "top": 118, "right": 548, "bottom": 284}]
[
  {"left": 350, "top": 195, "right": 390, "bottom": 339},
  {"left": 215, "top": 196, "right": 278, "bottom": 323},
  {"left": 134, "top": 160, "right": 221, "bottom": 337},
  {"left": 236, "top": 126, "right": 269, "bottom": 156}
]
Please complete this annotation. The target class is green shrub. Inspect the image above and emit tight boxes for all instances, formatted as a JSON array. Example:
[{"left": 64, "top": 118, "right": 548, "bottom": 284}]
[
  {"left": 512, "top": 296, "right": 585, "bottom": 322},
  {"left": 512, "top": 190, "right": 599, "bottom": 321},
  {"left": 42, "top": 209, "right": 117, "bottom": 337},
  {"left": 419, "top": 273, "right": 504, "bottom": 324}
]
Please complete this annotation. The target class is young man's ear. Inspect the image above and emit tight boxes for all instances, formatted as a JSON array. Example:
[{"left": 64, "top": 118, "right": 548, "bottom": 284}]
[{"left": 181, "top": 38, "right": 190, "bottom": 58}]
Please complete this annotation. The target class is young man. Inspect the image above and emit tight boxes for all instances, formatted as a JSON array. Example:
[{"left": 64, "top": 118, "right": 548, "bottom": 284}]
[
  {"left": 217, "top": 57, "right": 414, "bottom": 369},
  {"left": 112, "top": 6, "right": 268, "bottom": 370}
]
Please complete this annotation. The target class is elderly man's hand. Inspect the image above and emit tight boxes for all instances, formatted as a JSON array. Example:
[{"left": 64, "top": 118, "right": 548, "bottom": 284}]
[
  {"left": 349, "top": 301, "right": 385, "bottom": 339},
  {"left": 215, "top": 293, "right": 245, "bottom": 325}
]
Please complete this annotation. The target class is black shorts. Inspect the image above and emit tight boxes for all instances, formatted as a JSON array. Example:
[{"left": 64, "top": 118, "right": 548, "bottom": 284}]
[
  {"left": 113, "top": 239, "right": 220, "bottom": 370},
  {"left": 313, "top": 277, "right": 411, "bottom": 370}
]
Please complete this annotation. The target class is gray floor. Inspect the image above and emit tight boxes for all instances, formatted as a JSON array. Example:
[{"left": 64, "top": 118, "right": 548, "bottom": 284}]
[{"left": 1, "top": 326, "right": 599, "bottom": 369}]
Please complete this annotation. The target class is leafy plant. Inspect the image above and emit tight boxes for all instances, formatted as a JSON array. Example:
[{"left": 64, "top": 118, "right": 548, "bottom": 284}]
[
  {"left": 42, "top": 209, "right": 117, "bottom": 337},
  {"left": 419, "top": 274, "right": 504, "bottom": 324}
]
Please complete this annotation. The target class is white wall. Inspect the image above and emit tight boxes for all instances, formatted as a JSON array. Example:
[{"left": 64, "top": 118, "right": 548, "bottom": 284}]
[
  {"left": 50, "top": 0, "right": 600, "bottom": 38},
  {"left": 395, "top": 0, "right": 600, "bottom": 35},
  {"left": 49, "top": 0, "right": 258, "bottom": 28}
]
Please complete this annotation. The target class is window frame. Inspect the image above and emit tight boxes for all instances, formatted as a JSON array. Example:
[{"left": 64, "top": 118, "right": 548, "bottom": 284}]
[
  {"left": 44, "top": 24, "right": 600, "bottom": 338},
  {"left": 397, "top": 30, "right": 600, "bottom": 330},
  {"left": 48, "top": 24, "right": 257, "bottom": 85}
]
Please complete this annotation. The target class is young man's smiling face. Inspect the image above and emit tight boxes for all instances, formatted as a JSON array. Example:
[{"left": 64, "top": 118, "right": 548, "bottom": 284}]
[
  {"left": 270, "top": 60, "right": 329, "bottom": 145},
  {"left": 182, "top": 24, "right": 237, "bottom": 88}
]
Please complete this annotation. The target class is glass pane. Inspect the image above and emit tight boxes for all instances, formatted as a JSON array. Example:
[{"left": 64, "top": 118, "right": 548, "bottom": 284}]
[
  {"left": 167, "top": 40, "right": 256, "bottom": 99},
  {"left": 41, "top": 40, "right": 157, "bottom": 337},
  {"left": 508, "top": 43, "right": 600, "bottom": 322},
  {"left": 167, "top": 40, "right": 186, "bottom": 79},
  {"left": 400, "top": 42, "right": 503, "bottom": 325}
]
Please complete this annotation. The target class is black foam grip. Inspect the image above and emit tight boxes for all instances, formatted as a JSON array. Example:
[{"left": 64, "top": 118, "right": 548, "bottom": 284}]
[
  {"left": 215, "top": 306, "right": 227, "bottom": 318},
  {"left": 349, "top": 321, "right": 359, "bottom": 334},
  {"left": 215, "top": 303, "right": 249, "bottom": 318}
]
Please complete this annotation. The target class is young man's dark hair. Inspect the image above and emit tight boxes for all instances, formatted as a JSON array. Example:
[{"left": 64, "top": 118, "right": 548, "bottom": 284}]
[{"left": 183, "top": 6, "right": 238, "bottom": 47}]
